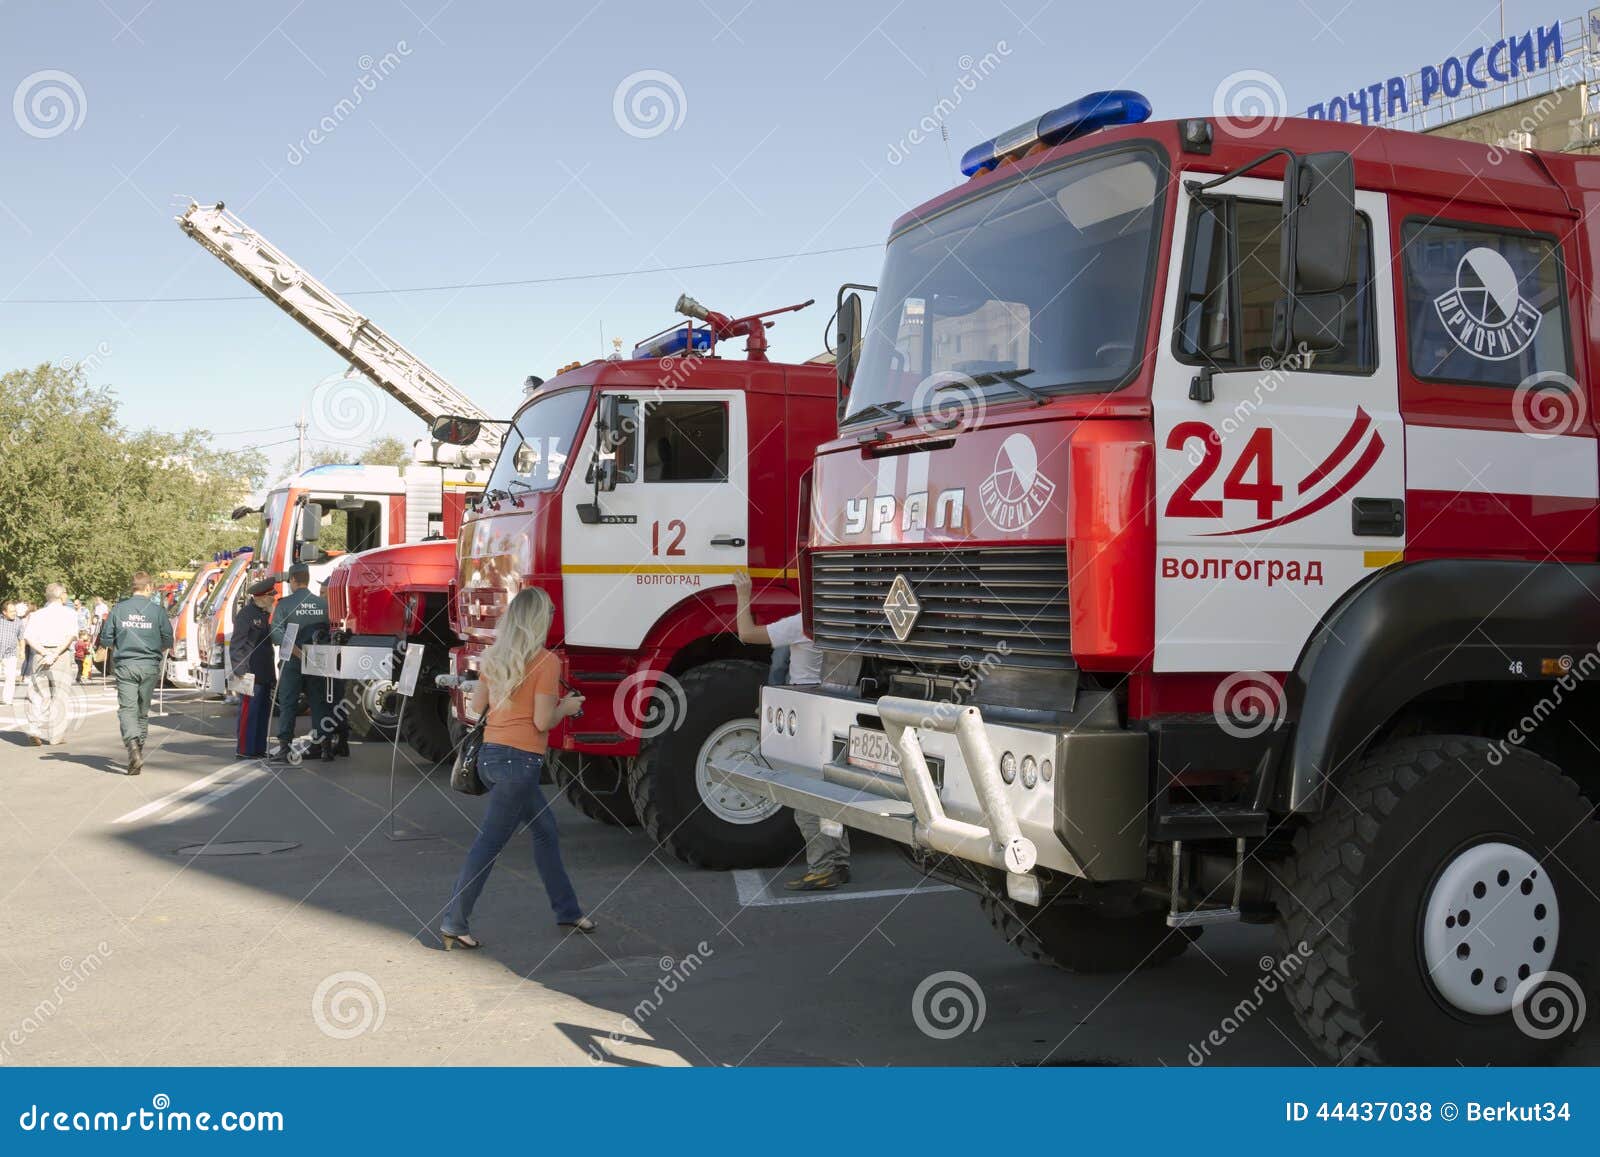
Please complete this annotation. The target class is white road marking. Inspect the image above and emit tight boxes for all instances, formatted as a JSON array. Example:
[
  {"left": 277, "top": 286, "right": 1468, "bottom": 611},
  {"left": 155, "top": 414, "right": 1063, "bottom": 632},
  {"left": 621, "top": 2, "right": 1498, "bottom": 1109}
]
[
  {"left": 112, "top": 759, "right": 258, "bottom": 824},
  {"left": 733, "top": 869, "right": 957, "bottom": 907},
  {"left": 161, "top": 766, "right": 271, "bottom": 824}
]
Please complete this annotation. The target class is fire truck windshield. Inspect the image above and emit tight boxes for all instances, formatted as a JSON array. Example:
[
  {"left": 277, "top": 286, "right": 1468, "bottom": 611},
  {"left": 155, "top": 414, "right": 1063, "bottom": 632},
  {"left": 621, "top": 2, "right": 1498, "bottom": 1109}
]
[
  {"left": 487, "top": 387, "right": 588, "bottom": 496},
  {"left": 846, "top": 145, "right": 1163, "bottom": 424},
  {"left": 254, "top": 488, "right": 290, "bottom": 572}
]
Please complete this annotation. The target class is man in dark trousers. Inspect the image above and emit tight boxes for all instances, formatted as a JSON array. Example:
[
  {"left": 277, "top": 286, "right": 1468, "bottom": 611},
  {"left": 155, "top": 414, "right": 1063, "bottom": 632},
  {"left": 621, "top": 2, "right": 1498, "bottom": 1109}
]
[
  {"left": 101, "top": 572, "right": 174, "bottom": 775},
  {"left": 231, "top": 579, "right": 278, "bottom": 758},
  {"left": 268, "top": 564, "right": 334, "bottom": 763}
]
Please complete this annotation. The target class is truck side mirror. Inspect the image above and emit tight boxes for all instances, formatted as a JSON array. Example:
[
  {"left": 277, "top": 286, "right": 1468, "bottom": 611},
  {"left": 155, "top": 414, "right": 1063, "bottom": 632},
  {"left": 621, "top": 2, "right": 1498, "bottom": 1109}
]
[
  {"left": 594, "top": 457, "right": 618, "bottom": 494},
  {"left": 596, "top": 394, "right": 622, "bottom": 445},
  {"left": 835, "top": 291, "right": 863, "bottom": 399},
  {"left": 430, "top": 415, "right": 483, "bottom": 445},
  {"left": 1276, "top": 151, "right": 1354, "bottom": 353},
  {"left": 299, "top": 502, "right": 323, "bottom": 543},
  {"left": 297, "top": 542, "right": 319, "bottom": 563}
]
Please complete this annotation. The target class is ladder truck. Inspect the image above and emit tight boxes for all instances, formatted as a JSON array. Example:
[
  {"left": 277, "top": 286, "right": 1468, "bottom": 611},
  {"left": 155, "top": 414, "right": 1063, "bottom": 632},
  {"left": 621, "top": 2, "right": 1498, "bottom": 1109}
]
[{"left": 177, "top": 202, "right": 495, "bottom": 746}]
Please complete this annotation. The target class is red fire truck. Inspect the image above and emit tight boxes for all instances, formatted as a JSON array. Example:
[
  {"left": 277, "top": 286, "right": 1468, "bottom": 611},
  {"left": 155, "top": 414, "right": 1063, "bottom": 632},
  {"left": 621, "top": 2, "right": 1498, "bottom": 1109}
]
[
  {"left": 718, "top": 92, "right": 1600, "bottom": 1064},
  {"left": 167, "top": 559, "right": 224, "bottom": 688},
  {"left": 439, "top": 294, "right": 835, "bottom": 866}
]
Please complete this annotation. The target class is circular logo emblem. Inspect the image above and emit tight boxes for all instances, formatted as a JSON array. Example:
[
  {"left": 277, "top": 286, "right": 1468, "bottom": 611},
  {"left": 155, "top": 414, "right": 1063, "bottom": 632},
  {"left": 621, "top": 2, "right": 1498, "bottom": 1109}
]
[
  {"left": 1433, "top": 247, "right": 1541, "bottom": 361},
  {"left": 979, "top": 433, "right": 1056, "bottom": 532}
]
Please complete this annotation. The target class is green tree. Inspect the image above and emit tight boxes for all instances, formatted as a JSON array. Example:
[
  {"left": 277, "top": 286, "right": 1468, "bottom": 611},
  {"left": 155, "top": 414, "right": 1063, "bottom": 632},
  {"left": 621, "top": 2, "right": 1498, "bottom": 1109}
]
[{"left": 0, "top": 363, "right": 266, "bottom": 603}]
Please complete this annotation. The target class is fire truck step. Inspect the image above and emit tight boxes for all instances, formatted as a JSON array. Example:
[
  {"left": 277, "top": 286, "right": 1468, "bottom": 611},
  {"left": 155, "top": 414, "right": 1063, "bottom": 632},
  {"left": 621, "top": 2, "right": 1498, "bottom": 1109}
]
[{"left": 1152, "top": 801, "right": 1269, "bottom": 841}]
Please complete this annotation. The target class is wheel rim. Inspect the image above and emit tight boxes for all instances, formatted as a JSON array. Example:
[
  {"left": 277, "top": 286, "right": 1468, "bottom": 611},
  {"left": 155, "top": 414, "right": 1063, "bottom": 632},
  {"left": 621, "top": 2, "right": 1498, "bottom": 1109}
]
[
  {"left": 362, "top": 680, "right": 399, "bottom": 729},
  {"left": 694, "top": 719, "right": 783, "bottom": 825},
  {"left": 1421, "top": 840, "right": 1559, "bottom": 1015}
]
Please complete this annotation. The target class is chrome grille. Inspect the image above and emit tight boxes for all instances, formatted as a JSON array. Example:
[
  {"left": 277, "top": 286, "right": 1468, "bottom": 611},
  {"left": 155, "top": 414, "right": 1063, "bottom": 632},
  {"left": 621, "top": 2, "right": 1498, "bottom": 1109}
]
[{"left": 810, "top": 546, "right": 1071, "bottom": 670}]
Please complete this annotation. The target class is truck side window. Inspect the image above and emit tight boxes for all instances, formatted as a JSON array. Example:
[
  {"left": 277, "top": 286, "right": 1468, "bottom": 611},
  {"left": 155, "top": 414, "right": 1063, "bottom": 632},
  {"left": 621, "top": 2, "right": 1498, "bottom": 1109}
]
[
  {"left": 641, "top": 400, "right": 728, "bottom": 482},
  {"left": 1401, "top": 221, "right": 1570, "bottom": 387},
  {"left": 1176, "top": 198, "right": 1374, "bottom": 372}
]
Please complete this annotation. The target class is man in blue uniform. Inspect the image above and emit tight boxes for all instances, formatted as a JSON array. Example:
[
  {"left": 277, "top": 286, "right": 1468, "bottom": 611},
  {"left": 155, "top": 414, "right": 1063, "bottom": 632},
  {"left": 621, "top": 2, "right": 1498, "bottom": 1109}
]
[
  {"left": 101, "top": 572, "right": 174, "bottom": 774},
  {"left": 268, "top": 564, "right": 333, "bottom": 763}
]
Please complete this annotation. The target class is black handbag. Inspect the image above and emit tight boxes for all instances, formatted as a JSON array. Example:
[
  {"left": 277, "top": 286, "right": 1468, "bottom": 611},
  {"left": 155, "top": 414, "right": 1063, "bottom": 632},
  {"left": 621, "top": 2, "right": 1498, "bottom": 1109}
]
[{"left": 450, "top": 720, "right": 488, "bottom": 795}]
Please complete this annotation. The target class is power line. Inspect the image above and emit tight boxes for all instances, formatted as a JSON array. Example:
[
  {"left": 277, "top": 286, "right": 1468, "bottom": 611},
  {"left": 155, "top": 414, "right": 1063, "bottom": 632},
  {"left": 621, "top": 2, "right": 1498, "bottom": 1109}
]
[{"left": 1, "top": 242, "right": 884, "bottom": 305}]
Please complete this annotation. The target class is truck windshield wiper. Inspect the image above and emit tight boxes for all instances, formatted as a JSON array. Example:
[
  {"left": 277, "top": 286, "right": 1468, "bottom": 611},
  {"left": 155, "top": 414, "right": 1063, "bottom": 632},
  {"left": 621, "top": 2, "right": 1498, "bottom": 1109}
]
[
  {"left": 961, "top": 368, "right": 1047, "bottom": 405},
  {"left": 847, "top": 399, "right": 909, "bottom": 426}
]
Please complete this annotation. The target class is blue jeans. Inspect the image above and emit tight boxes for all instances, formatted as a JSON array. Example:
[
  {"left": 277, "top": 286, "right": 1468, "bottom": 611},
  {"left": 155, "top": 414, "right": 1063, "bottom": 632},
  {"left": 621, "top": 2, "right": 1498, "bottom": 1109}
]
[{"left": 441, "top": 744, "right": 582, "bottom": 934}]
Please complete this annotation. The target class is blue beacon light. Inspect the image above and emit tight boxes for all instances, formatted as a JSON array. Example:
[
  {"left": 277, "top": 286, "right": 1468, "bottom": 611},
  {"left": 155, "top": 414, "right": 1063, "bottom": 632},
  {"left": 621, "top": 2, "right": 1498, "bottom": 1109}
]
[
  {"left": 959, "top": 90, "right": 1152, "bottom": 178},
  {"left": 632, "top": 326, "right": 713, "bottom": 360}
]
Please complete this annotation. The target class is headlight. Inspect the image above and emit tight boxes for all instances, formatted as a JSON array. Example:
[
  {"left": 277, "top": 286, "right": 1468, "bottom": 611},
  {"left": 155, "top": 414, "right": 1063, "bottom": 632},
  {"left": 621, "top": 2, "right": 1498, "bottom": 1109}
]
[
  {"left": 1020, "top": 755, "right": 1038, "bottom": 789},
  {"left": 173, "top": 641, "right": 187, "bottom": 660},
  {"left": 786, "top": 710, "right": 797, "bottom": 736},
  {"left": 1041, "top": 758, "right": 1054, "bottom": 783},
  {"left": 999, "top": 750, "right": 1017, "bottom": 784}
]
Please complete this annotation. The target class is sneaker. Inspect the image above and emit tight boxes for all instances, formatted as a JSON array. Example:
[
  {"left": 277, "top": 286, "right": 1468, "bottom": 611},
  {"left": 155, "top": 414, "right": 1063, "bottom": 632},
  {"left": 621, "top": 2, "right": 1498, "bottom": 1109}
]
[{"left": 784, "top": 866, "right": 851, "bottom": 892}]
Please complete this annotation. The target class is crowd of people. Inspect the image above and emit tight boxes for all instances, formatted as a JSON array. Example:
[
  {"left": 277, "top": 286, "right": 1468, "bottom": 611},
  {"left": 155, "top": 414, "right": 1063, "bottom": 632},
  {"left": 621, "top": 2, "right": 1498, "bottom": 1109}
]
[{"left": 9, "top": 566, "right": 847, "bottom": 948}]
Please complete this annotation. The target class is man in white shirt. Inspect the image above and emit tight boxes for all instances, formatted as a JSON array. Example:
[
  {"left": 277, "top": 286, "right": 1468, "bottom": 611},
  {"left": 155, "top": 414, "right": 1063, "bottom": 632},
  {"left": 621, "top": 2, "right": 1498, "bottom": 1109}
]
[
  {"left": 0, "top": 602, "right": 23, "bottom": 707},
  {"left": 732, "top": 571, "right": 850, "bottom": 891},
  {"left": 22, "top": 584, "right": 80, "bottom": 745}
]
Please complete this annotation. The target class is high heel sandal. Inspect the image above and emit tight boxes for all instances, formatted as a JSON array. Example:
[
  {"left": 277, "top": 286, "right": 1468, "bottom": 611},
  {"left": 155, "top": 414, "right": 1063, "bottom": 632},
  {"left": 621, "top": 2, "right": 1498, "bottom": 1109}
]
[
  {"left": 441, "top": 931, "right": 482, "bottom": 951},
  {"left": 557, "top": 916, "right": 597, "bottom": 934}
]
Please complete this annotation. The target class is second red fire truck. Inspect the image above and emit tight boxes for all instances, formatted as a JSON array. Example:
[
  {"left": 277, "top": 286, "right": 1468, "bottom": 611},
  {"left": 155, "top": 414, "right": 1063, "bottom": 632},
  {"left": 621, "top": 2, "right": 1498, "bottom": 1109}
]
[{"left": 718, "top": 91, "right": 1600, "bottom": 1065}]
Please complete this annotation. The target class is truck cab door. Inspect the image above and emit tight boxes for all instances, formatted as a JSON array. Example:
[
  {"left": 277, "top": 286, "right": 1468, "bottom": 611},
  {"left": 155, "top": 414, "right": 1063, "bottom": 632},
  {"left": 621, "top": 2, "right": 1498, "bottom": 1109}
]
[
  {"left": 562, "top": 391, "right": 748, "bottom": 650},
  {"left": 1151, "top": 173, "right": 1404, "bottom": 673}
]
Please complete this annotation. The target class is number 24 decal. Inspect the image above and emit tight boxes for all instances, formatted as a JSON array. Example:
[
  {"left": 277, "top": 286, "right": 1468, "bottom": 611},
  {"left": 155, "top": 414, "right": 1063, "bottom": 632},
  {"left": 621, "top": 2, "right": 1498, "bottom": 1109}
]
[
  {"left": 1164, "top": 410, "right": 1385, "bottom": 536},
  {"left": 1165, "top": 422, "right": 1281, "bottom": 520}
]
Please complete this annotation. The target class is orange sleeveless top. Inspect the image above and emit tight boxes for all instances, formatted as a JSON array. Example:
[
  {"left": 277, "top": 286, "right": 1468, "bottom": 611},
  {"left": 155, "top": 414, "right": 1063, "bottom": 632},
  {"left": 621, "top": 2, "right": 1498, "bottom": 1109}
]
[{"left": 482, "top": 650, "right": 560, "bottom": 754}]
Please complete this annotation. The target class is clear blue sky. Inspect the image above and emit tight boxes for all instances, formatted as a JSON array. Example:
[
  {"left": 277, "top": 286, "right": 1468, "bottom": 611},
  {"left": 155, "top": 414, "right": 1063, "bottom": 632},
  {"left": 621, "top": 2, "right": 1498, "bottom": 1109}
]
[{"left": 0, "top": 0, "right": 1553, "bottom": 464}]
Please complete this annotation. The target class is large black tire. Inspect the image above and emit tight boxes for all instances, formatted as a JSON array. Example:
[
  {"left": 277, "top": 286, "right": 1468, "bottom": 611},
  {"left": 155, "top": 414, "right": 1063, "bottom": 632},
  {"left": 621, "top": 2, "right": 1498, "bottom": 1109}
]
[
  {"left": 1273, "top": 735, "right": 1600, "bottom": 1065},
  {"left": 982, "top": 894, "right": 1193, "bottom": 973},
  {"left": 399, "top": 679, "right": 455, "bottom": 764},
  {"left": 553, "top": 752, "right": 640, "bottom": 828},
  {"left": 627, "top": 660, "right": 802, "bottom": 870}
]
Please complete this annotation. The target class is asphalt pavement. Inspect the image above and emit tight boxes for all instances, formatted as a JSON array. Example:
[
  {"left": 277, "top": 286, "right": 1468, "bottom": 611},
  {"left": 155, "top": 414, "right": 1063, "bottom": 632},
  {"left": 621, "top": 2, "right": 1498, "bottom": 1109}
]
[{"left": 2, "top": 678, "right": 1593, "bottom": 1067}]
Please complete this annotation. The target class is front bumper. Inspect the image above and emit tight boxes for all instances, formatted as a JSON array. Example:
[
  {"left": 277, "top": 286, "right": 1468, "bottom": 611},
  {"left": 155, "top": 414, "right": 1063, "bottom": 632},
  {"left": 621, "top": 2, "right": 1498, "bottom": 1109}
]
[{"left": 714, "top": 685, "right": 1149, "bottom": 903}]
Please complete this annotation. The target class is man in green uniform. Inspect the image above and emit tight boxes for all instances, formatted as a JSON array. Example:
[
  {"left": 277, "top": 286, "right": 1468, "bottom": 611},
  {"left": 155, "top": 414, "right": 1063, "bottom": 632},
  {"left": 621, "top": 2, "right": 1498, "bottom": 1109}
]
[
  {"left": 101, "top": 572, "right": 174, "bottom": 775},
  {"left": 269, "top": 563, "right": 333, "bottom": 763}
]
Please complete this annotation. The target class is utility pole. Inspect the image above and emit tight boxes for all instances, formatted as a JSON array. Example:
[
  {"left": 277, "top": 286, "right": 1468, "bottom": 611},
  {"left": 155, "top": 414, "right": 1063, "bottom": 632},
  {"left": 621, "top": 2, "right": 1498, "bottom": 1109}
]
[{"left": 295, "top": 410, "right": 308, "bottom": 472}]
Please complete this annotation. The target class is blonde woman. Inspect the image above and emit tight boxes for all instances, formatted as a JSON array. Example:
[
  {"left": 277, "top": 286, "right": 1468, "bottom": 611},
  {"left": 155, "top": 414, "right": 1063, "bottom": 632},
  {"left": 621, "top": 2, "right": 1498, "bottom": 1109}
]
[{"left": 440, "top": 587, "right": 594, "bottom": 949}]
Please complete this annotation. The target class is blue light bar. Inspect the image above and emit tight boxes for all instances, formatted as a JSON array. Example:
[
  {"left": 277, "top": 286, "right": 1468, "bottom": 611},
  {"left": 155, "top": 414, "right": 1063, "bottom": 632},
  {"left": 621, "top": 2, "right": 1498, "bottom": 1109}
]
[
  {"left": 959, "top": 90, "right": 1152, "bottom": 177},
  {"left": 632, "top": 325, "right": 713, "bottom": 360}
]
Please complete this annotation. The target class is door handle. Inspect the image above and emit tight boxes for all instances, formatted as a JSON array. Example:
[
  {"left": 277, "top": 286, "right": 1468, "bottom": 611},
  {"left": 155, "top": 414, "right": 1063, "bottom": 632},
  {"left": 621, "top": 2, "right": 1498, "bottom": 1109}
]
[
  {"left": 710, "top": 535, "right": 746, "bottom": 547},
  {"left": 1351, "top": 497, "right": 1404, "bottom": 537}
]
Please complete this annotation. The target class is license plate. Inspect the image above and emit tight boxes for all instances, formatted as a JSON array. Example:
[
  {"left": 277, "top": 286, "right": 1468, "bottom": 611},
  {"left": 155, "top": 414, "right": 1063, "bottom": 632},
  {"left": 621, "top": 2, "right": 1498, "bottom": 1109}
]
[{"left": 846, "top": 725, "right": 901, "bottom": 777}]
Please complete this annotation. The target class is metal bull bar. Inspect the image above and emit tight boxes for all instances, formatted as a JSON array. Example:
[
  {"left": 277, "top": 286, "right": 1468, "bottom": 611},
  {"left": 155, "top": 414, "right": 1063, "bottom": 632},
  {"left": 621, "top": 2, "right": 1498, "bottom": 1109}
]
[{"left": 875, "top": 696, "right": 1039, "bottom": 882}]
